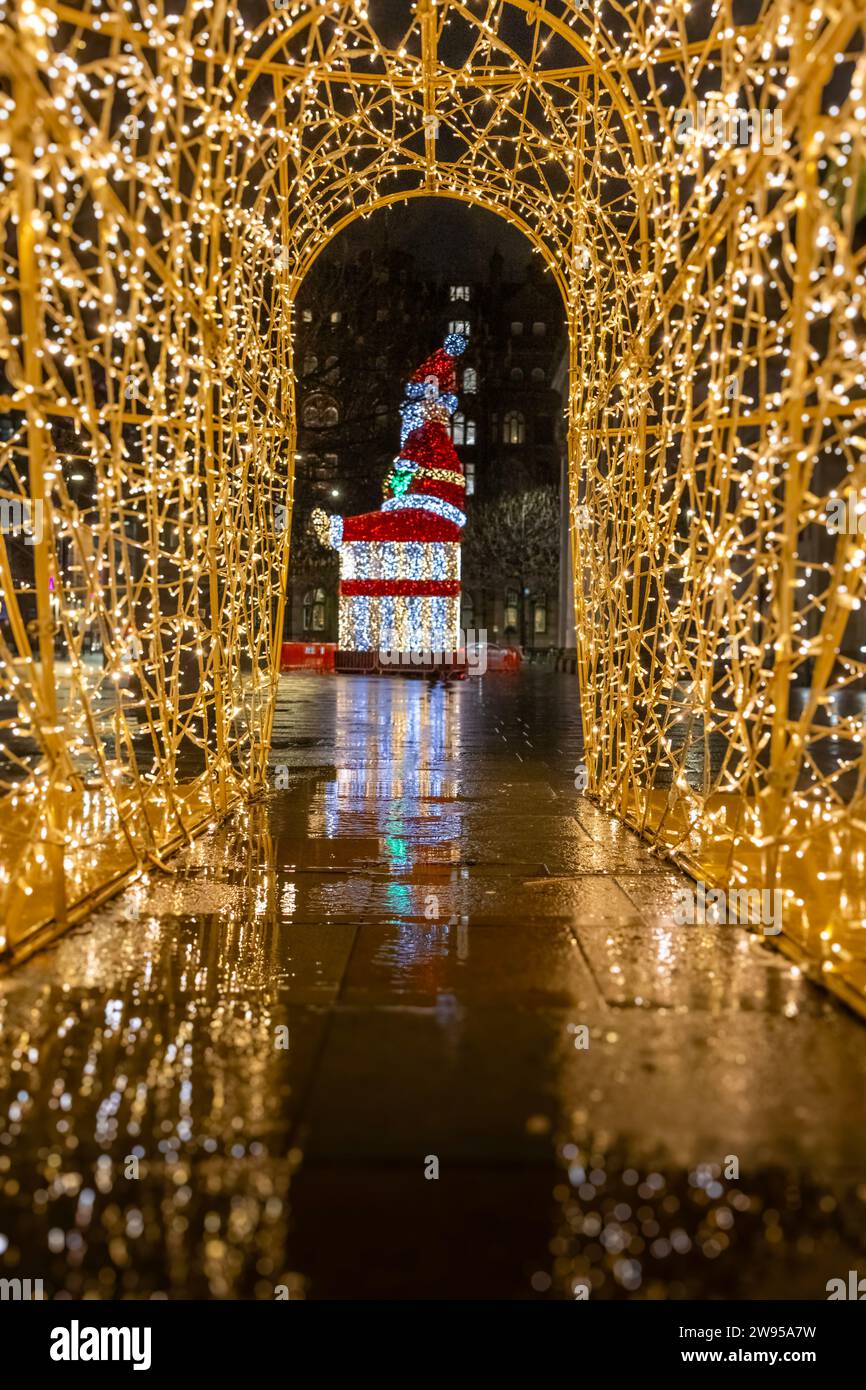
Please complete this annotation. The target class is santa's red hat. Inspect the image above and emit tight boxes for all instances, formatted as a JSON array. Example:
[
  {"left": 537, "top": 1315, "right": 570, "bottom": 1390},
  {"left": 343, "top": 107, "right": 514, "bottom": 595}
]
[{"left": 409, "top": 333, "right": 467, "bottom": 394}]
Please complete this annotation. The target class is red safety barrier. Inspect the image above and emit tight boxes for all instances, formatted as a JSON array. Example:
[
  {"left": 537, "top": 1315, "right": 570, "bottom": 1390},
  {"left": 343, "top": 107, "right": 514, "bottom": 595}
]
[
  {"left": 485, "top": 645, "right": 522, "bottom": 671},
  {"left": 280, "top": 643, "right": 519, "bottom": 675},
  {"left": 280, "top": 642, "right": 336, "bottom": 672}
]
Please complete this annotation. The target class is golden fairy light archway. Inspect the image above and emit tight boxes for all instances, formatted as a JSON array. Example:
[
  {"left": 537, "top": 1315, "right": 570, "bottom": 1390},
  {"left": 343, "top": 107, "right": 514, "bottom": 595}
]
[{"left": 1, "top": 0, "right": 866, "bottom": 1012}]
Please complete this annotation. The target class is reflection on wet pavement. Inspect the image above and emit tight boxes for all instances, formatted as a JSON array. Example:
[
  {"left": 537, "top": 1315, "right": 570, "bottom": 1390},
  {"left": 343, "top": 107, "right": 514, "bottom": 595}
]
[{"left": 1, "top": 671, "right": 865, "bottom": 1299}]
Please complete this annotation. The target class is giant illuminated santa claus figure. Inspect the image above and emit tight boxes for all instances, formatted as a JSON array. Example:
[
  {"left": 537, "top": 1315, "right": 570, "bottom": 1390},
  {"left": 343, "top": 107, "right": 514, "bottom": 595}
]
[{"left": 312, "top": 332, "right": 468, "bottom": 667}]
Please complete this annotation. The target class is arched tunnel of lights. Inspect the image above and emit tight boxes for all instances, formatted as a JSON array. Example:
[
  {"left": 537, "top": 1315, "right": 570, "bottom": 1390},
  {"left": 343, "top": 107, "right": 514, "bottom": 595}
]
[{"left": 0, "top": 0, "right": 865, "bottom": 1010}]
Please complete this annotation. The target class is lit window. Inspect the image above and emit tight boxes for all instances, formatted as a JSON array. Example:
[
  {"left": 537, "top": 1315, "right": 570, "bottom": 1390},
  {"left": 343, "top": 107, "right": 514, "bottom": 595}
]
[
  {"left": 533, "top": 594, "right": 547, "bottom": 635},
  {"left": 532, "top": 321, "right": 546, "bottom": 336},
  {"left": 462, "top": 367, "right": 477, "bottom": 393},
  {"left": 450, "top": 285, "right": 471, "bottom": 302},
  {"left": 452, "top": 414, "right": 476, "bottom": 446},
  {"left": 465, "top": 461, "right": 475, "bottom": 496},
  {"left": 503, "top": 410, "right": 525, "bottom": 445},
  {"left": 303, "top": 587, "right": 326, "bottom": 632},
  {"left": 449, "top": 319, "right": 470, "bottom": 337},
  {"left": 504, "top": 588, "right": 520, "bottom": 630},
  {"left": 302, "top": 309, "right": 312, "bottom": 323},
  {"left": 510, "top": 321, "right": 523, "bottom": 336},
  {"left": 330, "top": 310, "right": 342, "bottom": 325}
]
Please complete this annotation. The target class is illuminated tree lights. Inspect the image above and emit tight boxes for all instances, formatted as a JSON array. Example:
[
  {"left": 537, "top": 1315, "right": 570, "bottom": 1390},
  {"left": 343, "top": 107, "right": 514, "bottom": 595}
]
[{"left": 313, "top": 333, "right": 468, "bottom": 656}]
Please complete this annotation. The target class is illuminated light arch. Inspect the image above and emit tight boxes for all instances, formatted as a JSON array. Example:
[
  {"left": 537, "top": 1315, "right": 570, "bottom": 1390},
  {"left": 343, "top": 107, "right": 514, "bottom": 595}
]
[
  {"left": 1, "top": 0, "right": 866, "bottom": 1021},
  {"left": 294, "top": 187, "right": 569, "bottom": 300}
]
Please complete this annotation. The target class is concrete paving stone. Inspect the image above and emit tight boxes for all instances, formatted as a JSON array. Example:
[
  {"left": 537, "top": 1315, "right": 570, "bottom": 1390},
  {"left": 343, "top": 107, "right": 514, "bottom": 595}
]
[
  {"left": 299, "top": 999, "right": 866, "bottom": 1172},
  {"left": 451, "top": 873, "right": 644, "bottom": 927},
  {"left": 615, "top": 871, "right": 702, "bottom": 925},
  {"left": 286, "top": 1157, "right": 866, "bottom": 1301},
  {"left": 46, "top": 886, "right": 359, "bottom": 1005},
  {"left": 269, "top": 810, "right": 465, "bottom": 841},
  {"left": 456, "top": 812, "right": 591, "bottom": 842},
  {"left": 542, "top": 842, "right": 672, "bottom": 873},
  {"left": 0, "top": 1150, "right": 300, "bottom": 1299},
  {"left": 413, "top": 777, "right": 559, "bottom": 804},
  {"left": 340, "top": 923, "right": 601, "bottom": 1008},
  {"left": 285, "top": 1165, "right": 556, "bottom": 1300},
  {"left": 575, "top": 800, "right": 659, "bottom": 847},
  {"left": 274, "top": 836, "right": 393, "bottom": 868},
  {"left": 298, "top": 1007, "right": 590, "bottom": 1163},
  {"left": 543, "top": 1149, "right": 866, "bottom": 1300},
  {"left": 553, "top": 1008, "right": 866, "bottom": 1172},
  {"left": 457, "top": 831, "right": 607, "bottom": 875},
  {"left": 0, "top": 979, "right": 326, "bottom": 1162},
  {"left": 277, "top": 868, "right": 640, "bottom": 929}
]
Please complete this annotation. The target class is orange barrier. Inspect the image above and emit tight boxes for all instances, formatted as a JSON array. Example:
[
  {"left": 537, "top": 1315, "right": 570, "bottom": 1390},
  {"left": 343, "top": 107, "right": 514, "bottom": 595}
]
[
  {"left": 280, "top": 642, "right": 336, "bottom": 672},
  {"left": 280, "top": 643, "right": 519, "bottom": 675},
  {"left": 334, "top": 649, "right": 469, "bottom": 678}
]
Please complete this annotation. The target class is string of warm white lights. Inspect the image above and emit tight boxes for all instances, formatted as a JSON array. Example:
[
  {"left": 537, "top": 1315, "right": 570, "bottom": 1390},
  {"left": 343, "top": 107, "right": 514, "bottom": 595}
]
[{"left": 0, "top": 1, "right": 865, "bottom": 998}]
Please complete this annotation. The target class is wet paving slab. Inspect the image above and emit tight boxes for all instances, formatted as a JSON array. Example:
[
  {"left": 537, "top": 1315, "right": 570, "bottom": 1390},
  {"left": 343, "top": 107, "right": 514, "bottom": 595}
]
[
  {"left": 339, "top": 923, "right": 599, "bottom": 1008},
  {"left": 1, "top": 671, "right": 865, "bottom": 1299}
]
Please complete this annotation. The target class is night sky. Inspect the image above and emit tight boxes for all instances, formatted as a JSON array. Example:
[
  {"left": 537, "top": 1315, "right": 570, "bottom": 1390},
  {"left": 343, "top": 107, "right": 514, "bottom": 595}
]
[{"left": 322, "top": 196, "right": 540, "bottom": 281}]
